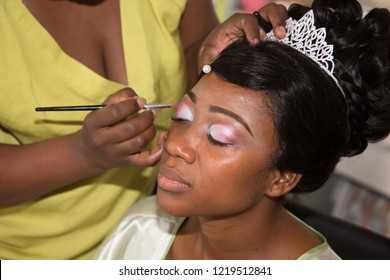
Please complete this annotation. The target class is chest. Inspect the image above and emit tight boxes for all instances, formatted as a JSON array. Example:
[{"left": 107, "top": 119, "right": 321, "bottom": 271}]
[{"left": 22, "top": 0, "right": 127, "bottom": 83}]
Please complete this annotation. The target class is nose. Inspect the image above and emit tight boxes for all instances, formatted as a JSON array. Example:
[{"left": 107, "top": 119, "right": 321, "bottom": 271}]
[{"left": 164, "top": 127, "right": 197, "bottom": 164}]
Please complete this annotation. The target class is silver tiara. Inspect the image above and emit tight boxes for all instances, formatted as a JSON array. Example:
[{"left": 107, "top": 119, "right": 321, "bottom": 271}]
[{"left": 265, "top": 10, "right": 346, "bottom": 98}]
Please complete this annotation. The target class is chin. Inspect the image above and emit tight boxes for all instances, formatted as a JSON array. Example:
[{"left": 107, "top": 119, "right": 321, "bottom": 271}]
[{"left": 156, "top": 189, "right": 190, "bottom": 217}]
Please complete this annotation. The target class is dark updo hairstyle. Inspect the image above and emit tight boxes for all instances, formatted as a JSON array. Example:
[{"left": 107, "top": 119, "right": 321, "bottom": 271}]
[{"left": 209, "top": 0, "right": 390, "bottom": 192}]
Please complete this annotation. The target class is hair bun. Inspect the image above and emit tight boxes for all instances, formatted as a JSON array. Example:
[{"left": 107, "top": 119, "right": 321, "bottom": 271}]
[{"left": 310, "top": 2, "right": 390, "bottom": 156}]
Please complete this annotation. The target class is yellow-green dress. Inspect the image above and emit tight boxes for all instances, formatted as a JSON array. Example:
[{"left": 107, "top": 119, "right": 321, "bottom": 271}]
[{"left": 0, "top": 0, "right": 187, "bottom": 259}]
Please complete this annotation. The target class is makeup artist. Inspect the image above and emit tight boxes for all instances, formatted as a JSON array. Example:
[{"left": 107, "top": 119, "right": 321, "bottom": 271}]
[{"left": 0, "top": 0, "right": 287, "bottom": 259}]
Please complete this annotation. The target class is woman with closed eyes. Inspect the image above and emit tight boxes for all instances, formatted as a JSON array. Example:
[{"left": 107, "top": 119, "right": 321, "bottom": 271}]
[{"left": 95, "top": 0, "right": 390, "bottom": 260}]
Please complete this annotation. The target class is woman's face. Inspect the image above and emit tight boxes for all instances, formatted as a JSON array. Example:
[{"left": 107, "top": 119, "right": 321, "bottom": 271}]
[{"left": 157, "top": 73, "right": 280, "bottom": 218}]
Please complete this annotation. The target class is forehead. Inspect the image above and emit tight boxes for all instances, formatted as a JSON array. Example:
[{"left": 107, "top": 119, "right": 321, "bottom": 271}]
[{"left": 192, "top": 73, "right": 273, "bottom": 120}]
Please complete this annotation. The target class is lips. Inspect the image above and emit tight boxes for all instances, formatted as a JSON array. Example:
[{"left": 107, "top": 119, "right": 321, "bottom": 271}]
[{"left": 157, "top": 166, "right": 190, "bottom": 193}]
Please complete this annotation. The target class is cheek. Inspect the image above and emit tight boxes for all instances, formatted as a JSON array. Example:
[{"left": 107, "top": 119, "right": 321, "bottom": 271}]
[
  {"left": 195, "top": 160, "right": 266, "bottom": 214},
  {"left": 201, "top": 156, "right": 254, "bottom": 188},
  {"left": 205, "top": 153, "right": 269, "bottom": 191}
]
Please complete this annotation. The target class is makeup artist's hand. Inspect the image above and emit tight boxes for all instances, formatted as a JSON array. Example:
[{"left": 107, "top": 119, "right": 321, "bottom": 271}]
[
  {"left": 76, "top": 88, "right": 163, "bottom": 170},
  {"left": 198, "top": 3, "right": 288, "bottom": 71},
  {"left": 0, "top": 88, "right": 164, "bottom": 207}
]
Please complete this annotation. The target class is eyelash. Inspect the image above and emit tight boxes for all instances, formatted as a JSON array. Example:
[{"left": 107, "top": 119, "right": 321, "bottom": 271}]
[
  {"left": 170, "top": 116, "right": 187, "bottom": 122},
  {"left": 170, "top": 116, "right": 229, "bottom": 147},
  {"left": 207, "top": 133, "right": 229, "bottom": 147}
]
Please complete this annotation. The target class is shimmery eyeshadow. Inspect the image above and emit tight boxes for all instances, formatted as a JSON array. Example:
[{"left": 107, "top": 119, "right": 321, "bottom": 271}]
[
  {"left": 175, "top": 102, "right": 194, "bottom": 121},
  {"left": 209, "top": 124, "right": 236, "bottom": 144}
]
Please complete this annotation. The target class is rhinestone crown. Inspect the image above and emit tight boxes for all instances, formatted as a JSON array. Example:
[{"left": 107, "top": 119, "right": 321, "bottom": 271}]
[{"left": 265, "top": 10, "right": 345, "bottom": 97}]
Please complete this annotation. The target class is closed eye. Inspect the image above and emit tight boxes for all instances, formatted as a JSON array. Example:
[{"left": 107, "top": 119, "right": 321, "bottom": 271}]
[
  {"left": 174, "top": 102, "right": 194, "bottom": 122},
  {"left": 170, "top": 115, "right": 189, "bottom": 122},
  {"left": 207, "top": 132, "right": 229, "bottom": 147},
  {"left": 207, "top": 124, "right": 236, "bottom": 147}
]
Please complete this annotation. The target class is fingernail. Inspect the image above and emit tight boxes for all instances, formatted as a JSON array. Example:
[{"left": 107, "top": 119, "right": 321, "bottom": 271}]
[
  {"left": 136, "top": 98, "right": 146, "bottom": 109},
  {"left": 277, "top": 26, "right": 286, "bottom": 36},
  {"left": 252, "top": 38, "right": 260, "bottom": 45}
]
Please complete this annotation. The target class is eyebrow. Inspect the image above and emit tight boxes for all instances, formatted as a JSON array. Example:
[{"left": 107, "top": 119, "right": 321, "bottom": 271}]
[
  {"left": 209, "top": 105, "right": 253, "bottom": 136},
  {"left": 187, "top": 90, "right": 253, "bottom": 136},
  {"left": 187, "top": 90, "right": 197, "bottom": 104}
]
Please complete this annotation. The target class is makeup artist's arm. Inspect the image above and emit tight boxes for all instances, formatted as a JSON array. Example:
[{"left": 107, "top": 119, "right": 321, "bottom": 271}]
[
  {"left": 0, "top": 89, "right": 163, "bottom": 208},
  {"left": 179, "top": 0, "right": 219, "bottom": 89},
  {"left": 198, "top": 3, "right": 288, "bottom": 70}
]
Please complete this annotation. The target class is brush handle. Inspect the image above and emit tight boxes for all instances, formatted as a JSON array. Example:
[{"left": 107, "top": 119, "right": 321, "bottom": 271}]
[{"left": 35, "top": 104, "right": 173, "bottom": 112}]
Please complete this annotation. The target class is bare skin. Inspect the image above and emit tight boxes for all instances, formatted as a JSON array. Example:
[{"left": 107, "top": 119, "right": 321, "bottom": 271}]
[
  {"left": 23, "top": 0, "right": 128, "bottom": 83},
  {"left": 165, "top": 203, "right": 321, "bottom": 260}
]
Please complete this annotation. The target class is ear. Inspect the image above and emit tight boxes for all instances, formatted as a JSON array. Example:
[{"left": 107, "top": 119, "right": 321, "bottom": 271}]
[{"left": 265, "top": 170, "right": 302, "bottom": 198}]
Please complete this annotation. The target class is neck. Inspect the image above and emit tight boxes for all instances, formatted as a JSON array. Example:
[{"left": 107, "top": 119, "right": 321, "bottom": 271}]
[{"left": 168, "top": 199, "right": 291, "bottom": 260}]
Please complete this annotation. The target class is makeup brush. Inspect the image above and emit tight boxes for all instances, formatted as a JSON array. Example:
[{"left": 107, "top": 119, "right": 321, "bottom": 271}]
[{"left": 35, "top": 103, "right": 173, "bottom": 111}]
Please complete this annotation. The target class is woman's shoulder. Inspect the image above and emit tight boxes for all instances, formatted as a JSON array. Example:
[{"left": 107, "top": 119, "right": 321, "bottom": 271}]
[
  {"left": 95, "top": 196, "right": 183, "bottom": 260},
  {"left": 300, "top": 245, "right": 341, "bottom": 260},
  {"left": 288, "top": 212, "right": 341, "bottom": 260}
]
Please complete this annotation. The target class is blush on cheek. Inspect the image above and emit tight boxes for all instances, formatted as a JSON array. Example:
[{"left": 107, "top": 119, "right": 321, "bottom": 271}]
[{"left": 175, "top": 103, "right": 194, "bottom": 121}]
